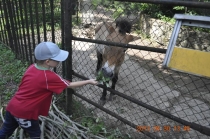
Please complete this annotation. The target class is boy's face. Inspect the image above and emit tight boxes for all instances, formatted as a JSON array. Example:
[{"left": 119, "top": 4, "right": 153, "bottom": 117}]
[{"left": 46, "top": 59, "right": 60, "bottom": 68}]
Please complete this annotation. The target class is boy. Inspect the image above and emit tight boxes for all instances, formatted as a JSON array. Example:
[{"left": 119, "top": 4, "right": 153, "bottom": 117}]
[{"left": 0, "top": 42, "right": 98, "bottom": 139}]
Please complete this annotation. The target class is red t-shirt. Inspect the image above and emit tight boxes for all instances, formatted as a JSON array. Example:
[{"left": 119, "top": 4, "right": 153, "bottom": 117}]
[{"left": 6, "top": 64, "right": 69, "bottom": 120}]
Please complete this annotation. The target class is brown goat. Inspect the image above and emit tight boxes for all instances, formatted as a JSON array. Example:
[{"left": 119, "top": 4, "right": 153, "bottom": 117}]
[{"left": 95, "top": 19, "right": 133, "bottom": 105}]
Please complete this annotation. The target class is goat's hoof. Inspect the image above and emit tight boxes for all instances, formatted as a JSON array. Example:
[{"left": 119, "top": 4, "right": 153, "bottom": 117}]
[{"left": 98, "top": 100, "right": 106, "bottom": 106}]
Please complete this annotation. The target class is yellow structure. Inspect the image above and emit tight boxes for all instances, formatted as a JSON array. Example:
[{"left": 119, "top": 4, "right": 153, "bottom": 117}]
[
  {"left": 163, "top": 14, "right": 210, "bottom": 78},
  {"left": 168, "top": 47, "right": 210, "bottom": 78}
]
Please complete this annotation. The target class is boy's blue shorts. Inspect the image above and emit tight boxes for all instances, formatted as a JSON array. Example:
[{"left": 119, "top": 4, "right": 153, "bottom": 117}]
[{"left": 0, "top": 111, "right": 41, "bottom": 139}]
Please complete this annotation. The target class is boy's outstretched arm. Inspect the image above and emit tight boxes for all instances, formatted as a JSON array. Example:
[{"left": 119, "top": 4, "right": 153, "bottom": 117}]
[{"left": 67, "top": 79, "right": 98, "bottom": 89}]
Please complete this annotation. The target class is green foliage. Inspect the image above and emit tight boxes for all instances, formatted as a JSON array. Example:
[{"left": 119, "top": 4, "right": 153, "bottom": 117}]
[
  {"left": 91, "top": 0, "right": 210, "bottom": 20},
  {"left": 71, "top": 99, "right": 132, "bottom": 138},
  {"left": 72, "top": 15, "right": 82, "bottom": 26},
  {"left": 173, "top": 6, "right": 185, "bottom": 11},
  {"left": 0, "top": 43, "right": 28, "bottom": 103},
  {"left": 96, "top": 71, "right": 110, "bottom": 87},
  {"left": 92, "top": 0, "right": 114, "bottom": 9},
  {"left": 71, "top": 100, "right": 107, "bottom": 136},
  {"left": 81, "top": 117, "right": 105, "bottom": 135},
  {"left": 0, "top": 44, "right": 28, "bottom": 83}
]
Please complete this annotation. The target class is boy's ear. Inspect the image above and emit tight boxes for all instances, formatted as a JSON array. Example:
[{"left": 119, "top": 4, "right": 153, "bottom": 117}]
[{"left": 45, "top": 59, "right": 50, "bottom": 65}]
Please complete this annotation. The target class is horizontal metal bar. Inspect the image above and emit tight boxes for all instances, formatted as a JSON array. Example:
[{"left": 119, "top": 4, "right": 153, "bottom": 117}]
[
  {"left": 72, "top": 36, "right": 167, "bottom": 54},
  {"left": 115, "top": 0, "right": 210, "bottom": 9},
  {"left": 72, "top": 70, "right": 210, "bottom": 136},
  {"left": 182, "top": 21, "right": 210, "bottom": 29},
  {"left": 174, "top": 14, "right": 210, "bottom": 22}
]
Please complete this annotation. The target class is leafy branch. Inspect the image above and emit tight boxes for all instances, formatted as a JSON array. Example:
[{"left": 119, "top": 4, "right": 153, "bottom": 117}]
[{"left": 96, "top": 71, "right": 110, "bottom": 87}]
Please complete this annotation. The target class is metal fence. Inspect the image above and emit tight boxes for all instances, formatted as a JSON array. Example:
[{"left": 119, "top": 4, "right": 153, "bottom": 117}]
[
  {"left": 0, "top": 0, "right": 63, "bottom": 64},
  {"left": 0, "top": 0, "right": 210, "bottom": 138}
]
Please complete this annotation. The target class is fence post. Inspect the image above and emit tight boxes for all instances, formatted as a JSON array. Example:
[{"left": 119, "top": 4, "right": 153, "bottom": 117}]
[{"left": 64, "top": 0, "right": 74, "bottom": 115}]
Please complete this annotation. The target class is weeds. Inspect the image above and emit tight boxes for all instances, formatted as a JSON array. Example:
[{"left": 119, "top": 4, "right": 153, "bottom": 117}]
[
  {"left": 70, "top": 99, "right": 132, "bottom": 139},
  {"left": 0, "top": 43, "right": 28, "bottom": 105}
]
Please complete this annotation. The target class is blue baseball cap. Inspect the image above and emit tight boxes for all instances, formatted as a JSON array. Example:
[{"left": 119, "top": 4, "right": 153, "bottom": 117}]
[{"left": 34, "top": 42, "right": 69, "bottom": 61}]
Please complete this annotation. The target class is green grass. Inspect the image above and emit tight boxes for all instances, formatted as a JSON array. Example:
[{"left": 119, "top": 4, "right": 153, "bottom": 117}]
[{"left": 0, "top": 43, "right": 28, "bottom": 106}]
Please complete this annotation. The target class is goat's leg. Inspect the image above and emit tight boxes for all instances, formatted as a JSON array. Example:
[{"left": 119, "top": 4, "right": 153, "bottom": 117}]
[
  {"left": 99, "top": 84, "right": 107, "bottom": 106},
  {"left": 109, "top": 74, "right": 118, "bottom": 101},
  {"left": 97, "top": 51, "right": 107, "bottom": 105},
  {"left": 96, "top": 51, "right": 103, "bottom": 73}
]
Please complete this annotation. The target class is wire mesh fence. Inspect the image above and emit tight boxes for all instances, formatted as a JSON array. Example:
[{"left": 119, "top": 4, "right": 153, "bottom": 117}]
[
  {"left": 70, "top": 0, "right": 210, "bottom": 138},
  {"left": 0, "top": 0, "right": 210, "bottom": 138}
]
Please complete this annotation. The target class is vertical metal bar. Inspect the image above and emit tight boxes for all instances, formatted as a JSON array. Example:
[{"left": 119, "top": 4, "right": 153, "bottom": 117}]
[
  {"left": 14, "top": 0, "right": 25, "bottom": 60},
  {"left": 41, "top": 0, "right": 47, "bottom": 41},
  {"left": 2, "top": 0, "right": 13, "bottom": 51},
  {"left": 0, "top": 19, "right": 4, "bottom": 42},
  {"left": 71, "top": 0, "right": 76, "bottom": 15},
  {"left": 7, "top": 0, "right": 19, "bottom": 57},
  {"left": 50, "top": 0, "right": 56, "bottom": 73},
  {"left": 0, "top": 2, "right": 7, "bottom": 44},
  {"left": 50, "top": 0, "right": 55, "bottom": 43},
  {"left": 11, "top": 0, "right": 20, "bottom": 51},
  {"left": 61, "top": 0, "right": 64, "bottom": 51},
  {"left": 76, "top": 0, "right": 79, "bottom": 24},
  {"left": 28, "top": 0, "right": 36, "bottom": 55},
  {"left": 163, "top": 20, "right": 180, "bottom": 66},
  {"left": 1, "top": 2, "right": 9, "bottom": 46},
  {"left": 18, "top": 0, "right": 29, "bottom": 62},
  {"left": 61, "top": 0, "right": 66, "bottom": 78},
  {"left": 165, "top": 20, "right": 182, "bottom": 66},
  {"left": 64, "top": 0, "right": 73, "bottom": 115},
  {"left": 34, "top": 0, "right": 40, "bottom": 44},
  {"left": 23, "top": 0, "right": 33, "bottom": 64}
]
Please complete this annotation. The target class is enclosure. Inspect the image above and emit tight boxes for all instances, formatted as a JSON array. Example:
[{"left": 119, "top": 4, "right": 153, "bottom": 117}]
[{"left": 0, "top": 0, "right": 210, "bottom": 138}]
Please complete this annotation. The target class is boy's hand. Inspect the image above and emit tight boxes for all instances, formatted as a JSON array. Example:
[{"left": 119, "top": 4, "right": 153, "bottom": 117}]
[{"left": 88, "top": 79, "right": 98, "bottom": 85}]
